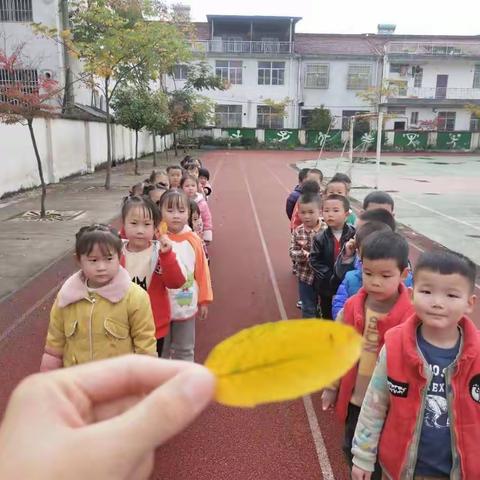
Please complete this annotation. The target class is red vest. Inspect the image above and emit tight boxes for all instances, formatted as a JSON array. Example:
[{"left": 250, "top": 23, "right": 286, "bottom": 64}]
[
  {"left": 335, "top": 284, "right": 414, "bottom": 421},
  {"left": 379, "top": 315, "right": 480, "bottom": 479}
]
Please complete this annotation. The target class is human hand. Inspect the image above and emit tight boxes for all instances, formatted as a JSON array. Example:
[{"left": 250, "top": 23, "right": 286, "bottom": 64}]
[
  {"left": 198, "top": 304, "right": 209, "bottom": 321},
  {"left": 351, "top": 465, "right": 372, "bottom": 480},
  {"left": 321, "top": 388, "right": 337, "bottom": 410},
  {"left": 0, "top": 356, "right": 215, "bottom": 480},
  {"left": 343, "top": 238, "right": 356, "bottom": 258},
  {"left": 158, "top": 234, "right": 173, "bottom": 253}
]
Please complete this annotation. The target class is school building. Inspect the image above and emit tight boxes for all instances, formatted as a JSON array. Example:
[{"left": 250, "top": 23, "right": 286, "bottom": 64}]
[{"left": 165, "top": 14, "right": 480, "bottom": 132}]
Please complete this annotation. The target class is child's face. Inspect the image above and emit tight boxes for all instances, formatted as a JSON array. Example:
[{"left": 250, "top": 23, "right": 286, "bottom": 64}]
[
  {"left": 412, "top": 270, "right": 476, "bottom": 330},
  {"left": 149, "top": 189, "right": 166, "bottom": 206},
  {"left": 365, "top": 203, "right": 394, "bottom": 214},
  {"left": 79, "top": 244, "right": 120, "bottom": 288},
  {"left": 161, "top": 202, "right": 189, "bottom": 234},
  {"left": 198, "top": 176, "right": 208, "bottom": 187},
  {"left": 306, "top": 172, "right": 322, "bottom": 187},
  {"left": 187, "top": 167, "right": 199, "bottom": 178},
  {"left": 192, "top": 211, "right": 202, "bottom": 232},
  {"left": 168, "top": 169, "right": 182, "bottom": 188},
  {"left": 155, "top": 173, "right": 169, "bottom": 187},
  {"left": 326, "top": 182, "right": 348, "bottom": 197},
  {"left": 322, "top": 199, "right": 348, "bottom": 230},
  {"left": 182, "top": 178, "right": 198, "bottom": 198},
  {"left": 298, "top": 201, "right": 320, "bottom": 229},
  {"left": 124, "top": 206, "right": 156, "bottom": 249},
  {"left": 362, "top": 258, "right": 407, "bottom": 302}
]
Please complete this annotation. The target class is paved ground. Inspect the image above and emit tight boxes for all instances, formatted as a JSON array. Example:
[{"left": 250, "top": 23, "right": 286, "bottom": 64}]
[
  {"left": 299, "top": 153, "right": 480, "bottom": 265},
  {"left": 0, "top": 150, "right": 479, "bottom": 479}
]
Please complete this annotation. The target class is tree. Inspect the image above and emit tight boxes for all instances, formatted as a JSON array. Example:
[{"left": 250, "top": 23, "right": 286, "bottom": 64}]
[
  {"left": 0, "top": 49, "right": 60, "bottom": 218},
  {"left": 356, "top": 81, "right": 402, "bottom": 111},
  {"left": 143, "top": 89, "right": 169, "bottom": 166},
  {"left": 111, "top": 86, "right": 151, "bottom": 175},
  {"left": 65, "top": 0, "right": 191, "bottom": 189},
  {"left": 307, "top": 106, "right": 333, "bottom": 131}
]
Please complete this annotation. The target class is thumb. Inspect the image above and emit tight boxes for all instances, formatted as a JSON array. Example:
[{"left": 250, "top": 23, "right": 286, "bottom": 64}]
[{"left": 97, "top": 364, "right": 215, "bottom": 450}]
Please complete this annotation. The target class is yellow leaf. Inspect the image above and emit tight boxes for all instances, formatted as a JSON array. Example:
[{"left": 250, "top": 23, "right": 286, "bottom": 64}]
[
  {"left": 159, "top": 221, "right": 168, "bottom": 235},
  {"left": 204, "top": 320, "right": 362, "bottom": 407}
]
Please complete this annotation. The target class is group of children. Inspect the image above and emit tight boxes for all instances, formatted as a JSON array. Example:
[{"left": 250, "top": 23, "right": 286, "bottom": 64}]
[
  {"left": 41, "top": 155, "right": 214, "bottom": 372},
  {"left": 287, "top": 168, "right": 479, "bottom": 479}
]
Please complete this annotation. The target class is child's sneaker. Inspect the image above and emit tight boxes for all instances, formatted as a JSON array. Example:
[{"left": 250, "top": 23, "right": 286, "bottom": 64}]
[{"left": 296, "top": 300, "right": 302, "bottom": 309}]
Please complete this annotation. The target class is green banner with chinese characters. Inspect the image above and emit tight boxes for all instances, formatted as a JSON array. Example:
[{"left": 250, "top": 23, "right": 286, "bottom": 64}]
[
  {"left": 306, "top": 130, "right": 342, "bottom": 148},
  {"left": 265, "top": 129, "right": 299, "bottom": 147},
  {"left": 394, "top": 131, "right": 428, "bottom": 150},
  {"left": 353, "top": 130, "right": 377, "bottom": 148},
  {"left": 436, "top": 132, "right": 472, "bottom": 150},
  {"left": 224, "top": 128, "right": 256, "bottom": 140}
]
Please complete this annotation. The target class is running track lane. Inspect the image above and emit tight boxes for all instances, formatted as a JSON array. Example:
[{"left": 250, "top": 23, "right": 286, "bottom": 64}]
[{"left": 152, "top": 151, "right": 349, "bottom": 480}]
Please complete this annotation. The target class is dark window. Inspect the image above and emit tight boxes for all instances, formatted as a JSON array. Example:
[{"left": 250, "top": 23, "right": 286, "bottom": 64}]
[
  {"left": 437, "top": 112, "right": 456, "bottom": 131},
  {"left": 215, "top": 104, "right": 242, "bottom": 128},
  {"left": 173, "top": 65, "right": 189, "bottom": 81},
  {"left": 411, "top": 111, "right": 419, "bottom": 125},
  {"left": 258, "top": 61, "right": 285, "bottom": 86},
  {"left": 0, "top": 68, "right": 38, "bottom": 101},
  {"left": 0, "top": 0, "right": 32, "bottom": 22},
  {"left": 257, "top": 105, "right": 283, "bottom": 128},
  {"left": 341, "top": 110, "right": 368, "bottom": 130}
]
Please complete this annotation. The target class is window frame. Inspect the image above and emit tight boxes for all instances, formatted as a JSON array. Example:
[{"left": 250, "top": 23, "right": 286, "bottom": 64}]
[
  {"left": 437, "top": 111, "right": 456, "bottom": 132},
  {"left": 473, "top": 65, "right": 480, "bottom": 89},
  {"left": 257, "top": 105, "right": 284, "bottom": 129},
  {"left": 0, "top": 68, "right": 39, "bottom": 99},
  {"left": 304, "top": 64, "right": 329, "bottom": 89},
  {"left": 258, "top": 61, "right": 285, "bottom": 86},
  {"left": 410, "top": 111, "right": 419, "bottom": 125},
  {"left": 347, "top": 64, "right": 372, "bottom": 90},
  {"left": 0, "top": 0, "right": 32, "bottom": 22},
  {"left": 214, "top": 104, "right": 242, "bottom": 128},
  {"left": 172, "top": 64, "right": 189, "bottom": 81},
  {"left": 215, "top": 60, "right": 243, "bottom": 85}
]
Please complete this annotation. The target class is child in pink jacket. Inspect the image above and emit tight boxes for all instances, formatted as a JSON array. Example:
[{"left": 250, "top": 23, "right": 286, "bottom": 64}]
[{"left": 181, "top": 174, "right": 213, "bottom": 243}]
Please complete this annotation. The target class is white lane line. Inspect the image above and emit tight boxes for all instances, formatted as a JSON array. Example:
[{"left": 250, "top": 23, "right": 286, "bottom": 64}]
[
  {"left": 394, "top": 194, "right": 480, "bottom": 232},
  {"left": 210, "top": 157, "right": 224, "bottom": 186},
  {"left": 241, "top": 160, "right": 335, "bottom": 480}
]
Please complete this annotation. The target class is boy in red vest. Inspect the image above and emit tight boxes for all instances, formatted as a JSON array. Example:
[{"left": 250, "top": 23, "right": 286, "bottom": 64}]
[
  {"left": 321, "top": 231, "right": 413, "bottom": 479},
  {"left": 351, "top": 250, "right": 478, "bottom": 480}
]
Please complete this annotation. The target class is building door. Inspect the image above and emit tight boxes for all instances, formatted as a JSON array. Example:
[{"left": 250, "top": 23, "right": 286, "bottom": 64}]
[{"left": 435, "top": 75, "right": 448, "bottom": 99}]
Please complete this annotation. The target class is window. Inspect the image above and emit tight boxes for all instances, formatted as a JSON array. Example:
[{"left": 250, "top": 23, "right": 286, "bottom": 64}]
[
  {"left": 411, "top": 111, "right": 419, "bottom": 125},
  {"left": 304, "top": 64, "right": 329, "bottom": 89},
  {"left": 258, "top": 61, "right": 285, "bottom": 86},
  {"left": 215, "top": 60, "right": 242, "bottom": 84},
  {"left": 173, "top": 65, "right": 189, "bottom": 81},
  {"left": 347, "top": 64, "right": 372, "bottom": 90},
  {"left": 341, "top": 110, "right": 368, "bottom": 130},
  {"left": 389, "top": 64, "right": 408, "bottom": 74},
  {"left": 0, "top": 0, "right": 32, "bottom": 21},
  {"left": 0, "top": 68, "right": 38, "bottom": 100},
  {"left": 473, "top": 65, "right": 480, "bottom": 88},
  {"left": 387, "top": 106, "right": 406, "bottom": 115},
  {"left": 470, "top": 113, "right": 480, "bottom": 131},
  {"left": 414, "top": 67, "right": 423, "bottom": 88},
  {"left": 301, "top": 109, "right": 313, "bottom": 128},
  {"left": 437, "top": 112, "right": 456, "bottom": 131},
  {"left": 257, "top": 105, "right": 283, "bottom": 128},
  {"left": 215, "top": 104, "right": 242, "bottom": 128}
]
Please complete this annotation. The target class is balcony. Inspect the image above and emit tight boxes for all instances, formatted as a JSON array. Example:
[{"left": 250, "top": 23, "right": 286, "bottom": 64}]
[
  {"left": 386, "top": 42, "right": 480, "bottom": 58},
  {"left": 191, "top": 40, "right": 294, "bottom": 55},
  {"left": 389, "top": 87, "right": 480, "bottom": 100}
]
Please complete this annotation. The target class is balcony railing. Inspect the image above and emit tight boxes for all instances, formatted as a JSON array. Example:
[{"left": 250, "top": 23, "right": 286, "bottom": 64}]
[
  {"left": 191, "top": 40, "right": 294, "bottom": 55},
  {"left": 388, "top": 87, "right": 480, "bottom": 100},
  {"left": 386, "top": 42, "right": 480, "bottom": 57}
]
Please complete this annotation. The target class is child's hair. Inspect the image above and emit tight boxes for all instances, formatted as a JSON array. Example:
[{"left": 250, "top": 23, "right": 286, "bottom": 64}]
[
  {"left": 185, "top": 163, "right": 199, "bottom": 174},
  {"left": 323, "top": 193, "right": 350, "bottom": 212},
  {"left": 180, "top": 155, "right": 192, "bottom": 168},
  {"left": 298, "top": 167, "right": 310, "bottom": 183},
  {"left": 148, "top": 170, "right": 168, "bottom": 187},
  {"left": 198, "top": 167, "right": 210, "bottom": 180},
  {"left": 158, "top": 189, "right": 190, "bottom": 216},
  {"left": 167, "top": 165, "right": 183, "bottom": 173},
  {"left": 359, "top": 208, "right": 396, "bottom": 231},
  {"left": 130, "top": 182, "right": 144, "bottom": 196},
  {"left": 188, "top": 198, "right": 201, "bottom": 229},
  {"left": 331, "top": 172, "right": 351, "bottom": 186},
  {"left": 180, "top": 174, "right": 199, "bottom": 188},
  {"left": 355, "top": 221, "right": 392, "bottom": 251},
  {"left": 363, "top": 191, "right": 394, "bottom": 210},
  {"left": 414, "top": 250, "right": 477, "bottom": 292},
  {"left": 75, "top": 224, "right": 122, "bottom": 259},
  {"left": 121, "top": 195, "right": 161, "bottom": 227},
  {"left": 361, "top": 231, "right": 409, "bottom": 271},
  {"left": 298, "top": 192, "right": 321, "bottom": 207},
  {"left": 326, "top": 180, "right": 348, "bottom": 194},
  {"left": 301, "top": 179, "right": 321, "bottom": 195},
  {"left": 308, "top": 168, "right": 324, "bottom": 182}
]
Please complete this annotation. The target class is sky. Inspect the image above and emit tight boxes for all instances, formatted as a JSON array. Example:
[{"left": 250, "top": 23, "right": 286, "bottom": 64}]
[{"left": 181, "top": 0, "right": 480, "bottom": 36}]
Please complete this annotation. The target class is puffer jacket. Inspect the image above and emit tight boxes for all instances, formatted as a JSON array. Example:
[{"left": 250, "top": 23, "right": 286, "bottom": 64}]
[
  {"left": 40, "top": 266, "right": 157, "bottom": 371},
  {"left": 286, "top": 185, "right": 303, "bottom": 220}
]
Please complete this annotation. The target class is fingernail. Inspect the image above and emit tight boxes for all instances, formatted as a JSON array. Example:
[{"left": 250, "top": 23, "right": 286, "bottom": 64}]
[{"left": 180, "top": 367, "right": 216, "bottom": 412}]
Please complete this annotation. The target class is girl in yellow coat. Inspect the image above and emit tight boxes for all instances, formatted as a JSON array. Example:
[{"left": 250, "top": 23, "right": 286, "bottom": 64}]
[{"left": 40, "top": 224, "right": 157, "bottom": 371}]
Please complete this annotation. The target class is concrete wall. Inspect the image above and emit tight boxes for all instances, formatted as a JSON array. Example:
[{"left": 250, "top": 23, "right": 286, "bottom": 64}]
[{"left": 1, "top": 118, "right": 173, "bottom": 197}]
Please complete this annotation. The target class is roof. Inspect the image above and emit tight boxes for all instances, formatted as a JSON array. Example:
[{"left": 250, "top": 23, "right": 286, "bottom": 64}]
[{"left": 206, "top": 15, "right": 302, "bottom": 23}]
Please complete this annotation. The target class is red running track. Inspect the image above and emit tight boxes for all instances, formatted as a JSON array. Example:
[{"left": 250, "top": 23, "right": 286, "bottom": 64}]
[{"left": 0, "top": 151, "right": 478, "bottom": 480}]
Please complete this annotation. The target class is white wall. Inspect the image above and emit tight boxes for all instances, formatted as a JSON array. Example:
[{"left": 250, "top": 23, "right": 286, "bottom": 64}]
[{"left": 1, "top": 118, "right": 173, "bottom": 197}]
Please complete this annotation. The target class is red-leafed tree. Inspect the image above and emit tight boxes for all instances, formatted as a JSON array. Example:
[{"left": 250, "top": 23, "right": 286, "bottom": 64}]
[{"left": 0, "top": 48, "right": 60, "bottom": 218}]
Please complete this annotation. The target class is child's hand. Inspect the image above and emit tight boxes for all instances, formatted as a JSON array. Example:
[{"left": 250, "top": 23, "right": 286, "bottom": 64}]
[
  {"left": 198, "top": 304, "right": 208, "bottom": 321},
  {"left": 351, "top": 465, "right": 372, "bottom": 480},
  {"left": 321, "top": 389, "right": 337, "bottom": 410},
  {"left": 343, "top": 238, "right": 356, "bottom": 258},
  {"left": 159, "top": 234, "right": 173, "bottom": 253}
]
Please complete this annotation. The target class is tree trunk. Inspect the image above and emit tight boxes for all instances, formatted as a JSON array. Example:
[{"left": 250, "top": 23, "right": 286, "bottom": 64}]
[
  {"left": 165, "top": 135, "right": 169, "bottom": 161},
  {"left": 152, "top": 132, "right": 157, "bottom": 167},
  {"left": 134, "top": 129, "right": 139, "bottom": 175},
  {"left": 104, "top": 77, "right": 112, "bottom": 190},
  {"left": 28, "top": 119, "right": 47, "bottom": 218},
  {"left": 173, "top": 131, "right": 178, "bottom": 157}
]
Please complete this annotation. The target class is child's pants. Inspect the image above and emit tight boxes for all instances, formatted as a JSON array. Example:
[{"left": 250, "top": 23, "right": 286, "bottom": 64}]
[
  {"left": 298, "top": 280, "right": 318, "bottom": 318},
  {"left": 319, "top": 295, "right": 333, "bottom": 320},
  {"left": 162, "top": 318, "right": 196, "bottom": 362},
  {"left": 345, "top": 403, "right": 382, "bottom": 480}
]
